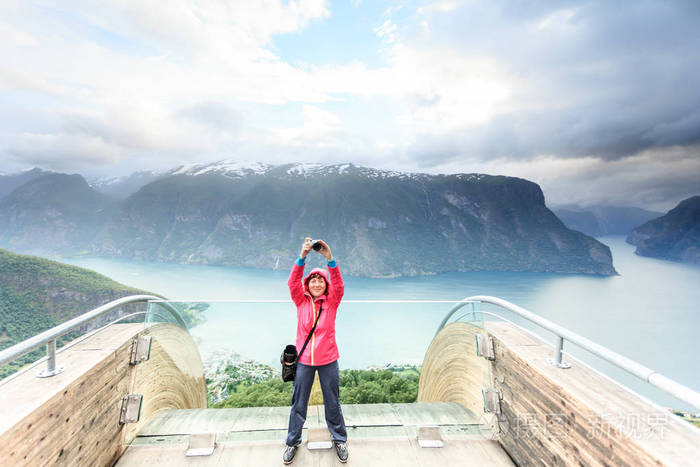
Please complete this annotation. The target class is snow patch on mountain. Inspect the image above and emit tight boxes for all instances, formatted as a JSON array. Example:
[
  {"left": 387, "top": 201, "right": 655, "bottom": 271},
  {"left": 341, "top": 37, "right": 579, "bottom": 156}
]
[
  {"left": 164, "top": 159, "right": 487, "bottom": 183},
  {"left": 172, "top": 161, "right": 271, "bottom": 178}
]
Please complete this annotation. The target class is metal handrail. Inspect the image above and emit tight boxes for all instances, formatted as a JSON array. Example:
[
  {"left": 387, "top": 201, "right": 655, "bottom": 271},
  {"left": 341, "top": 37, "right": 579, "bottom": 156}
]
[
  {"left": 438, "top": 295, "right": 700, "bottom": 411},
  {"left": 0, "top": 294, "right": 185, "bottom": 377},
  {"left": 5, "top": 294, "right": 697, "bottom": 409}
]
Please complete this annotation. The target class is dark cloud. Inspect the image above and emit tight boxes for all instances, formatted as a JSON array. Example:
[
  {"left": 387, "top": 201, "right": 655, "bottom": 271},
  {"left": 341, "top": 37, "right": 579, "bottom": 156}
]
[
  {"left": 540, "top": 151, "right": 700, "bottom": 211},
  {"left": 414, "top": 0, "right": 700, "bottom": 162}
]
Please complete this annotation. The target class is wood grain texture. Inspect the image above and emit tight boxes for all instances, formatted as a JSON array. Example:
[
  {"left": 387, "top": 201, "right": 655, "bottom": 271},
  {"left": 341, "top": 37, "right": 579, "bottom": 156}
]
[
  {"left": 417, "top": 322, "right": 490, "bottom": 417},
  {"left": 117, "top": 435, "right": 514, "bottom": 467},
  {"left": 0, "top": 322, "right": 207, "bottom": 466},
  {"left": 486, "top": 321, "right": 700, "bottom": 467},
  {"left": 117, "top": 403, "right": 511, "bottom": 467},
  {"left": 0, "top": 324, "right": 141, "bottom": 466},
  {"left": 122, "top": 323, "right": 207, "bottom": 445}
]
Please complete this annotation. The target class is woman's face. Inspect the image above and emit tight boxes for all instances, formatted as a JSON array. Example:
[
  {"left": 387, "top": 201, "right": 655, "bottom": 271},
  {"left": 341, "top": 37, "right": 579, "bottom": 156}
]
[{"left": 308, "top": 275, "right": 327, "bottom": 297}]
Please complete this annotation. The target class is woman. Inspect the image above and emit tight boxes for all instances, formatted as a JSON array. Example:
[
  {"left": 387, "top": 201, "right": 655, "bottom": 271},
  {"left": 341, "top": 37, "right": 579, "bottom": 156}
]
[{"left": 283, "top": 237, "right": 348, "bottom": 464}]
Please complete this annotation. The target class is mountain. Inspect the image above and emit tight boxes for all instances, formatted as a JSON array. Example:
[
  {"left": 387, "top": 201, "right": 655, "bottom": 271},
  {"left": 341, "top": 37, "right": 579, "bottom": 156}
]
[
  {"left": 553, "top": 209, "right": 602, "bottom": 237},
  {"left": 0, "top": 248, "right": 147, "bottom": 378},
  {"left": 0, "top": 173, "right": 116, "bottom": 255},
  {"left": 89, "top": 170, "right": 164, "bottom": 199},
  {"left": 94, "top": 161, "right": 616, "bottom": 276},
  {"left": 626, "top": 196, "right": 700, "bottom": 263},
  {"left": 552, "top": 205, "right": 663, "bottom": 237},
  {"left": 0, "top": 168, "right": 53, "bottom": 198}
]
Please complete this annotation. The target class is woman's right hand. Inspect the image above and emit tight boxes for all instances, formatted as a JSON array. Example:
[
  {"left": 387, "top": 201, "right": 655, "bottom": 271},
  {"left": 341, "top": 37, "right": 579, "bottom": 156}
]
[{"left": 300, "top": 237, "right": 313, "bottom": 258}]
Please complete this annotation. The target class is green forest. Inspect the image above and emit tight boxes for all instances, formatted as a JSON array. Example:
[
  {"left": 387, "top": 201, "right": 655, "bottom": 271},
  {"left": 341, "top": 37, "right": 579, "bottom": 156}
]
[
  {"left": 0, "top": 248, "right": 146, "bottom": 378},
  {"left": 212, "top": 367, "right": 420, "bottom": 408}
]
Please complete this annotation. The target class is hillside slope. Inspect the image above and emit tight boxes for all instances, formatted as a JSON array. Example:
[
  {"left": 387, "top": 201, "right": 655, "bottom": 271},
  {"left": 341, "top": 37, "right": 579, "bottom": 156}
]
[
  {"left": 0, "top": 248, "right": 148, "bottom": 377},
  {"left": 553, "top": 205, "right": 662, "bottom": 237},
  {"left": 0, "top": 173, "right": 115, "bottom": 254}
]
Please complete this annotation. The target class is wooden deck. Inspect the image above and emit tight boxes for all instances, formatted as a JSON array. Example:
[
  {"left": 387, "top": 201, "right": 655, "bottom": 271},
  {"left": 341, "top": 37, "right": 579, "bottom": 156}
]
[{"left": 117, "top": 402, "right": 515, "bottom": 466}]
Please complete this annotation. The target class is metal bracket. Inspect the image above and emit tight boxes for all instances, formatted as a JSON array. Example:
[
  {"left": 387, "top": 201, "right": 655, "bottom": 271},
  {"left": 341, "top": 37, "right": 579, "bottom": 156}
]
[
  {"left": 482, "top": 388, "right": 501, "bottom": 414},
  {"left": 119, "top": 394, "right": 143, "bottom": 424},
  {"left": 548, "top": 336, "right": 571, "bottom": 369},
  {"left": 547, "top": 357, "right": 572, "bottom": 369},
  {"left": 186, "top": 433, "right": 217, "bottom": 457},
  {"left": 130, "top": 336, "right": 152, "bottom": 365},
  {"left": 417, "top": 425, "right": 444, "bottom": 448},
  {"left": 37, "top": 365, "right": 64, "bottom": 378},
  {"left": 475, "top": 333, "right": 495, "bottom": 360}
]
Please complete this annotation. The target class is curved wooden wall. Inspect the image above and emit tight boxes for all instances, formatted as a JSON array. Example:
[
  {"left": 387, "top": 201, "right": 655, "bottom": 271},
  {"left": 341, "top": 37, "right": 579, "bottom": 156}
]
[
  {"left": 0, "top": 322, "right": 206, "bottom": 466},
  {"left": 123, "top": 323, "right": 207, "bottom": 444},
  {"left": 417, "top": 322, "right": 490, "bottom": 416}
]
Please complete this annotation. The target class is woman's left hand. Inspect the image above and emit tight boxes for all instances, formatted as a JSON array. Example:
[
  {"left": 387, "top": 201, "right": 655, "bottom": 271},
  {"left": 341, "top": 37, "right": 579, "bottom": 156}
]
[{"left": 315, "top": 240, "right": 333, "bottom": 261}]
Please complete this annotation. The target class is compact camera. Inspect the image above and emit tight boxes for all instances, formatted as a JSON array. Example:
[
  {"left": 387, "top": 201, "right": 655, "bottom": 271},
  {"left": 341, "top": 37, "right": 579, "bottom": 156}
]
[{"left": 312, "top": 240, "right": 323, "bottom": 251}]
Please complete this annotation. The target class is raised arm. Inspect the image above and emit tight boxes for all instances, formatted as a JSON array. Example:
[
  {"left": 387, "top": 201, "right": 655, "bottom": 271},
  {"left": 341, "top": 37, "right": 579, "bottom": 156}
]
[
  {"left": 288, "top": 237, "right": 313, "bottom": 305},
  {"left": 314, "top": 239, "right": 344, "bottom": 308},
  {"left": 327, "top": 261, "right": 344, "bottom": 308}
]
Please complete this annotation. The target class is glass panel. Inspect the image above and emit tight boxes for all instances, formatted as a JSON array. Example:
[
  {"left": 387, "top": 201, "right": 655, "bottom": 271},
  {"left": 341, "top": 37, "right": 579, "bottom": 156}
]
[{"left": 128, "top": 300, "right": 495, "bottom": 439}]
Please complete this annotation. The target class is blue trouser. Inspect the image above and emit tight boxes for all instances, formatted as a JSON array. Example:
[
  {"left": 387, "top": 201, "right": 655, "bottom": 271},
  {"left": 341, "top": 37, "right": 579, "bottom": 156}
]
[{"left": 285, "top": 360, "right": 347, "bottom": 446}]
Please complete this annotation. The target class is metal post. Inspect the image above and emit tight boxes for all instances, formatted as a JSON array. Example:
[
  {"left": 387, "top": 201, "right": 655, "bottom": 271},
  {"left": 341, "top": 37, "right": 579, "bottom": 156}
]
[
  {"left": 37, "top": 339, "right": 64, "bottom": 378},
  {"left": 47, "top": 339, "right": 56, "bottom": 373},
  {"left": 471, "top": 301, "right": 480, "bottom": 322},
  {"left": 554, "top": 336, "right": 563, "bottom": 365},
  {"left": 548, "top": 336, "right": 571, "bottom": 369}
]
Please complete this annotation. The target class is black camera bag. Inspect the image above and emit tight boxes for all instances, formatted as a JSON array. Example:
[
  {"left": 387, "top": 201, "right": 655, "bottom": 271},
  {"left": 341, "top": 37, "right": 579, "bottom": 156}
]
[{"left": 281, "top": 303, "right": 323, "bottom": 382}]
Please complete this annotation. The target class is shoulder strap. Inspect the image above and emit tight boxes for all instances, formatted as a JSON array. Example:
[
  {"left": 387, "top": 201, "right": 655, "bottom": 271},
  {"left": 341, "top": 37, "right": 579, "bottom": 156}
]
[{"left": 297, "top": 301, "right": 323, "bottom": 362}]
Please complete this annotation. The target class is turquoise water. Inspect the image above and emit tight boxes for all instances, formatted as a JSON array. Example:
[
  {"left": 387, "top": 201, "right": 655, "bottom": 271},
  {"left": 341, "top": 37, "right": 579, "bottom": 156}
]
[{"left": 61, "top": 237, "right": 700, "bottom": 410}]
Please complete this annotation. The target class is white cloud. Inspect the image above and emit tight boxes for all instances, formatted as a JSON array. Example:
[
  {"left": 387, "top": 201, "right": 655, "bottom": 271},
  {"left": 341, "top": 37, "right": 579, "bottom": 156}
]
[
  {"left": 263, "top": 105, "right": 344, "bottom": 148},
  {"left": 536, "top": 8, "right": 579, "bottom": 32},
  {"left": 374, "top": 19, "right": 397, "bottom": 43},
  {"left": 387, "top": 47, "right": 512, "bottom": 134},
  {"left": 8, "top": 132, "right": 125, "bottom": 168},
  {"left": 0, "top": 20, "right": 38, "bottom": 47},
  {"left": 1, "top": 0, "right": 699, "bottom": 211}
]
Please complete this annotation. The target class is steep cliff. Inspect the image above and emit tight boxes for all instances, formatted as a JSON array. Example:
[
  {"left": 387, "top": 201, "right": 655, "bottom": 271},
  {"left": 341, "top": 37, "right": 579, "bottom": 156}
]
[
  {"left": 97, "top": 162, "right": 616, "bottom": 276},
  {"left": 626, "top": 196, "right": 700, "bottom": 263},
  {"left": 0, "top": 162, "right": 617, "bottom": 276}
]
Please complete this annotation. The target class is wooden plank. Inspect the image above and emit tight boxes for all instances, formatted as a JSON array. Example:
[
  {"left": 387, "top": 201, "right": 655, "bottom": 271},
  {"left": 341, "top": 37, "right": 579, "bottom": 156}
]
[
  {"left": 0, "top": 322, "right": 208, "bottom": 466},
  {"left": 0, "top": 323, "right": 142, "bottom": 434},
  {"left": 485, "top": 322, "right": 700, "bottom": 467},
  {"left": 0, "top": 325, "right": 140, "bottom": 466},
  {"left": 118, "top": 435, "right": 514, "bottom": 466}
]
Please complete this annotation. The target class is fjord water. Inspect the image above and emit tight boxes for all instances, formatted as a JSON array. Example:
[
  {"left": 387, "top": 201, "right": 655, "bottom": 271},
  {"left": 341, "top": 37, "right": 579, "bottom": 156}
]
[{"left": 62, "top": 236, "right": 700, "bottom": 410}]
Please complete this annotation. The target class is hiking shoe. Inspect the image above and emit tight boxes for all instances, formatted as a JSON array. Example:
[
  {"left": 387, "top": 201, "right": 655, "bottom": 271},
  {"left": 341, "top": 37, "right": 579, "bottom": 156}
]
[
  {"left": 334, "top": 442, "right": 348, "bottom": 463},
  {"left": 283, "top": 445, "right": 298, "bottom": 464}
]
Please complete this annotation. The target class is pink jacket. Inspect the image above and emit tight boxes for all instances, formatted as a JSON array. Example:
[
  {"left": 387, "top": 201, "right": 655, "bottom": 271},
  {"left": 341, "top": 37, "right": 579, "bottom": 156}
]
[{"left": 288, "top": 262, "right": 345, "bottom": 366}]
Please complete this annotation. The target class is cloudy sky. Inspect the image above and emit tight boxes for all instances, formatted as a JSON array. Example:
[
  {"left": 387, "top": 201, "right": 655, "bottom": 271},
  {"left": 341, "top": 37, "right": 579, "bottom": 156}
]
[{"left": 1, "top": 0, "right": 699, "bottom": 210}]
